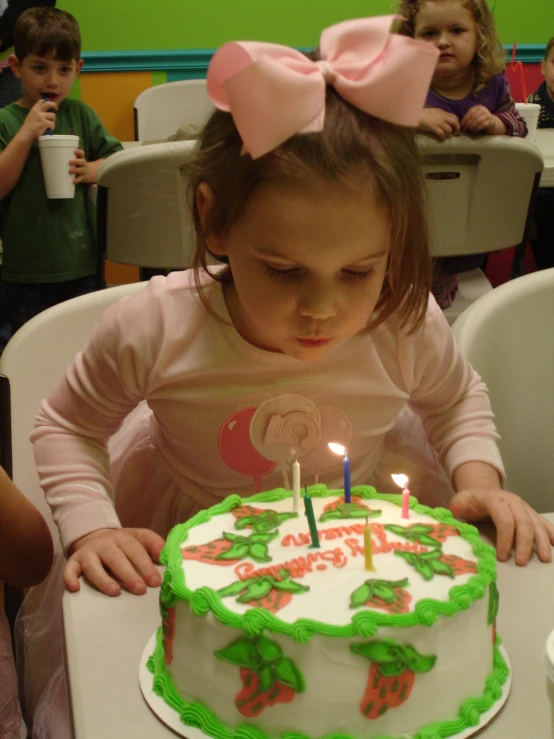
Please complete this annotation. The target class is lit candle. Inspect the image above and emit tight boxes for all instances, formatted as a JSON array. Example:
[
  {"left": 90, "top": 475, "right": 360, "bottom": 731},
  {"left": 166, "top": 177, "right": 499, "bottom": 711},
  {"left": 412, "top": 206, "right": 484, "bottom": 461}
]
[
  {"left": 292, "top": 455, "right": 301, "bottom": 513},
  {"left": 328, "top": 442, "right": 351, "bottom": 504},
  {"left": 392, "top": 474, "right": 410, "bottom": 519},
  {"left": 364, "top": 516, "right": 375, "bottom": 571},
  {"left": 303, "top": 487, "right": 320, "bottom": 548}
]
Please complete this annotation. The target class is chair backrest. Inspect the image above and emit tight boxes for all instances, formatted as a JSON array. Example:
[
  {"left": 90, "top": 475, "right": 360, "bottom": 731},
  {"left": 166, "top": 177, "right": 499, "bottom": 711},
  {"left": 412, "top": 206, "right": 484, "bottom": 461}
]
[
  {"left": 0, "top": 282, "right": 147, "bottom": 536},
  {"left": 451, "top": 269, "right": 554, "bottom": 512},
  {"left": 417, "top": 134, "right": 543, "bottom": 257},
  {"left": 96, "top": 140, "right": 197, "bottom": 274},
  {"left": 133, "top": 79, "right": 214, "bottom": 141}
]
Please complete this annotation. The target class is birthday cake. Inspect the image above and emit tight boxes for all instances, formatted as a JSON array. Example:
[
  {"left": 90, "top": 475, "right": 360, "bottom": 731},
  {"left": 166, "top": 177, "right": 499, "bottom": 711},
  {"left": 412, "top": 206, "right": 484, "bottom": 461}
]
[{"left": 146, "top": 485, "right": 509, "bottom": 739}]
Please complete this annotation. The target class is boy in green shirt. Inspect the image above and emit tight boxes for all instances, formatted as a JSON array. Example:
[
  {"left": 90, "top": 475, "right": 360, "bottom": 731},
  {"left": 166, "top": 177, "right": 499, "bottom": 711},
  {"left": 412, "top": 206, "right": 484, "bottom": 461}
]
[{"left": 0, "top": 6, "right": 122, "bottom": 340}]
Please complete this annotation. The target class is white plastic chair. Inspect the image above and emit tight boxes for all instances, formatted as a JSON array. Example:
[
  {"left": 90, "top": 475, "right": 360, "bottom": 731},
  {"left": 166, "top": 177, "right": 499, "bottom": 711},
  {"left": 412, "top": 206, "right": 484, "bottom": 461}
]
[
  {"left": 451, "top": 268, "right": 554, "bottom": 512},
  {"left": 133, "top": 79, "right": 214, "bottom": 142},
  {"left": 0, "top": 282, "right": 146, "bottom": 629},
  {"left": 96, "top": 140, "right": 197, "bottom": 283},
  {"left": 417, "top": 134, "right": 543, "bottom": 324}
]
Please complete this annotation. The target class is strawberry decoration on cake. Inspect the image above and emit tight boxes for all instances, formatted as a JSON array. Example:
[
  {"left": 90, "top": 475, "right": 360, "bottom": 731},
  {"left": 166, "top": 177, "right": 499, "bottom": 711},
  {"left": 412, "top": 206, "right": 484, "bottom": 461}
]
[
  {"left": 319, "top": 496, "right": 382, "bottom": 523},
  {"left": 182, "top": 530, "right": 279, "bottom": 566},
  {"left": 350, "top": 639, "right": 436, "bottom": 719},
  {"left": 232, "top": 504, "right": 298, "bottom": 534},
  {"left": 385, "top": 523, "right": 460, "bottom": 548},
  {"left": 349, "top": 578, "right": 412, "bottom": 614},
  {"left": 395, "top": 549, "right": 477, "bottom": 579},
  {"left": 218, "top": 568, "right": 309, "bottom": 613},
  {"left": 214, "top": 634, "right": 305, "bottom": 717}
]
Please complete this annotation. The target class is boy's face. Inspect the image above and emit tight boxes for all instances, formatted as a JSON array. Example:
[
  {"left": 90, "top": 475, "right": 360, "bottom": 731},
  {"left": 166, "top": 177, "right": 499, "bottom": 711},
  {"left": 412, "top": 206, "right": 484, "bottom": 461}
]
[
  {"left": 8, "top": 53, "right": 83, "bottom": 108},
  {"left": 541, "top": 48, "right": 554, "bottom": 101}
]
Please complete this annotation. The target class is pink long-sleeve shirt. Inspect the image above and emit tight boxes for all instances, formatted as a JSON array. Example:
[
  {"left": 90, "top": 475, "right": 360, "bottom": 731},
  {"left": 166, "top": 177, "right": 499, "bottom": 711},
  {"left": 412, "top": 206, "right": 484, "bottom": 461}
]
[{"left": 31, "top": 270, "right": 504, "bottom": 551}]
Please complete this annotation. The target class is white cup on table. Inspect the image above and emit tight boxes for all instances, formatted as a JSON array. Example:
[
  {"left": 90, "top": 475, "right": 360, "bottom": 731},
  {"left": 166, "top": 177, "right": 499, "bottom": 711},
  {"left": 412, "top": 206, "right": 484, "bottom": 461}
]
[{"left": 515, "top": 102, "right": 541, "bottom": 141}]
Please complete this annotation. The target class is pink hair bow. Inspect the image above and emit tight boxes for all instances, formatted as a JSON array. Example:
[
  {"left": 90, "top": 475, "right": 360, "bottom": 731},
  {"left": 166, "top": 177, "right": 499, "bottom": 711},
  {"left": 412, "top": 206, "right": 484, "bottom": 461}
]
[{"left": 207, "top": 16, "right": 439, "bottom": 159}]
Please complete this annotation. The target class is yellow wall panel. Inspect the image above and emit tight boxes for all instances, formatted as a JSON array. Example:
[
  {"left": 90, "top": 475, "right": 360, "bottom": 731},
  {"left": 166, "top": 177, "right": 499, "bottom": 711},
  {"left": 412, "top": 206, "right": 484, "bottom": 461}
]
[{"left": 79, "top": 71, "right": 153, "bottom": 141}]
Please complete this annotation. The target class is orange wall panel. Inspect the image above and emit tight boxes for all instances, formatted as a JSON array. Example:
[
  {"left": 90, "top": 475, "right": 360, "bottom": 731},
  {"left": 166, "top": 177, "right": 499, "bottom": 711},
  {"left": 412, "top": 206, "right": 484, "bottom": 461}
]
[{"left": 79, "top": 71, "right": 153, "bottom": 141}]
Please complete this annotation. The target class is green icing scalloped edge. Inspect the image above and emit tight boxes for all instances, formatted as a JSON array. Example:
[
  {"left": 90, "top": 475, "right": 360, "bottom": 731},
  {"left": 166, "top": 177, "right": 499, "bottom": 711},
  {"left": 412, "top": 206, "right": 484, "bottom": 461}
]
[
  {"left": 160, "top": 484, "right": 497, "bottom": 640},
  {"left": 147, "top": 626, "right": 510, "bottom": 739}
]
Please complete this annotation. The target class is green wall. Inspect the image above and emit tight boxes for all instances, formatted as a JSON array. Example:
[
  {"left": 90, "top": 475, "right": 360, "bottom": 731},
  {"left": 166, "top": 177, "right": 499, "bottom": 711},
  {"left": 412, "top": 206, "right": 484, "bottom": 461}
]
[{"left": 58, "top": 0, "right": 552, "bottom": 52}]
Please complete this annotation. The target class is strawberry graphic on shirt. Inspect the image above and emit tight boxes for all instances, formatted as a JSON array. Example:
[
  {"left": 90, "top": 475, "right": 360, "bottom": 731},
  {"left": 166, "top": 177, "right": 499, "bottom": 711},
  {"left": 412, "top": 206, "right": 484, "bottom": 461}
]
[
  {"left": 319, "top": 496, "right": 382, "bottom": 523},
  {"left": 218, "top": 569, "right": 309, "bottom": 613},
  {"left": 182, "top": 530, "right": 279, "bottom": 566},
  {"left": 214, "top": 634, "right": 305, "bottom": 717},
  {"left": 385, "top": 523, "right": 460, "bottom": 549},
  {"left": 349, "top": 578, "right": 412, "bottom": 614},
  {"left": 395, "top": 549, "right": 477, "bottom": 580},
  {"left": 350, "top": 639, "right": 436, "bottom": 719},
  {"left": 232, "top": 504, "right": 299, "bottom": 534}
]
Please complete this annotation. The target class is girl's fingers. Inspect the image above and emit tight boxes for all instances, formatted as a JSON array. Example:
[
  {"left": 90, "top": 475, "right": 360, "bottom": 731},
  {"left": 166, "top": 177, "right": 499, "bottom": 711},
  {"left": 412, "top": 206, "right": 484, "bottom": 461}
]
[
  {"left": 485, "top": 496, "right": 515, "bottom": 561},
  {"left": 63, "top": 558, "right": 83, "bottom": 592},
  {"left": 530, "top": 511, "right": 554, "bottom": 562},
  {"left": 66, "top": 550, "right": 122, "bottom": 596},
  {"left": 507, "top": 497, "right": 536, "bottom": 565},
  {"left": 118, "top": 535, "right": 161, "bottom": 587},
  {"left": 95, "top": 545, "right": 148, "bottom": 595}
]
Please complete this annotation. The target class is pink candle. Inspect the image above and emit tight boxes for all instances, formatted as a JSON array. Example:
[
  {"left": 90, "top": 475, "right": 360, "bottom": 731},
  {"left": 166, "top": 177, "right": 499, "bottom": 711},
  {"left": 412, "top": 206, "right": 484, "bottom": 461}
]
[{"left": 392, "top": 474, "right": 410, "bottom": 519}]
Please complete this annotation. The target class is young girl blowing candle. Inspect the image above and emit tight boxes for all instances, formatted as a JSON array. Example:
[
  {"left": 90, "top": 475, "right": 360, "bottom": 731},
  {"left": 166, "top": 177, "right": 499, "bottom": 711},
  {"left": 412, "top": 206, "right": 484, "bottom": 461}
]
[
  {"left": 23, "top": 16, "right": 554, "bottom": 736},
  {"left": 395, "top": 0, "right": 528, "bottom": 308}
]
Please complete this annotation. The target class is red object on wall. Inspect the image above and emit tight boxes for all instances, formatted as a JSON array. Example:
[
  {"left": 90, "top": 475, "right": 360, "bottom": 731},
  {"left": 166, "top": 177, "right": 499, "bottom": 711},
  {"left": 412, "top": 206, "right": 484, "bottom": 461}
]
[{"left": 505, "top": 63, "right": 543, "bottom": 102}]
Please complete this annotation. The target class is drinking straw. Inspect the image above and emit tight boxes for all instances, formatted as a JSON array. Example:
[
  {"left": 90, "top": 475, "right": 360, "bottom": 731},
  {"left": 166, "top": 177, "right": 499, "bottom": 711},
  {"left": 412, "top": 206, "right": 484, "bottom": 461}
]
[
  {"left": 42, "top": 94, "right": 53, "bottom": 134},
  {"left": 510, "top": 43, "right": 528, "bottom": 103}
]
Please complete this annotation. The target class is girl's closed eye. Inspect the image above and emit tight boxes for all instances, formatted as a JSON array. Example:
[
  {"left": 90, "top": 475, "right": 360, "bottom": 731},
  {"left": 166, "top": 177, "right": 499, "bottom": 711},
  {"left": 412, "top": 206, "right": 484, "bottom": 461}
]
[
  {"left": 342, "top": 269, "right": 373, "bottom": 280},
  {"left": 264, "top": 264, "right": 300, "bottom": 279}
]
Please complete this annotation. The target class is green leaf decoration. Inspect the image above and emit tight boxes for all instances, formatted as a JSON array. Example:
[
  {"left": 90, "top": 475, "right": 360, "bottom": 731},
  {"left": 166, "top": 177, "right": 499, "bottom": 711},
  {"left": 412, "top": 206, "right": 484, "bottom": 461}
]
[
  {"left": 255, "top": 635, "right": 283, "bottom": 663},
  {"left": 319, "top": 503, "right": 382, "bottom": 523},
  {"left": 234, "top": 511, "right": 298, "bottom": 534},
  {"left": 395, "top": 550, "right": 454, "bottom": 580},
  {"left": 350, "top": 584, "right": 373, "bottom": 609},
  {"left": 274, "top": 657, "right": 306, "bottom": 693},
  {"left": 384, "top": 524, "right": 441, "bottom": 549},
  {"left": 217, "top": 542, "right": 250, "bottom": 560},
  {"left": 215, "top": 637, "right": 261, "bottom": 670},
  {"left": 222, "top": 532, "right": 240, "bottom": 542},
  {"left": 273, "top": 579, "right": 310, "bottom": 594},
  {"left": 488, "top": 583, "right": 499, "bottom": 625},
  {"left": 234, "top": 516, "right": 259, "bottom": 530},
  {"left": 350, "top": 639, "right": 437, "bottom": 677},
  {"left": 249, "top": 542, "right": 272, "bottom": 563},
  {"left": 430, "top": 560, "right": 455, "bottom": 578},
  {"left": 250, "top": 532, "right": 279, "bottom": 545},
  {"left": 372, "top": 582, "right": 397, "bottom": 603},
  {"left": 237, "top": 579, "right": 274, "bottom": 603},
  {"left": 257, "top": 664, "right": 275, "bottom": 693},
  {"left": 217, "top": 580, "right": 250, "bottom": 598}
]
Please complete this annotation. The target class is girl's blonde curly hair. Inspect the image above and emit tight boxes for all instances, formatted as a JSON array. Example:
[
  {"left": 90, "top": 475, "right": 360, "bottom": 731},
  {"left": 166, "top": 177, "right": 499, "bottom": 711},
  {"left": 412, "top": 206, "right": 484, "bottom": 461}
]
[{"left": 395, "top": 0, "right": 506, "bottom": 93}]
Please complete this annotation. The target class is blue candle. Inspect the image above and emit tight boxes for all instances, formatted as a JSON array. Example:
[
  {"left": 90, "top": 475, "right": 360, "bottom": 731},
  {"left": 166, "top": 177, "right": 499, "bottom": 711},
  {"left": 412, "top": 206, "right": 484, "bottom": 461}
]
[{"left": 343, "top": 450, "right": 351, "bottom": 503}]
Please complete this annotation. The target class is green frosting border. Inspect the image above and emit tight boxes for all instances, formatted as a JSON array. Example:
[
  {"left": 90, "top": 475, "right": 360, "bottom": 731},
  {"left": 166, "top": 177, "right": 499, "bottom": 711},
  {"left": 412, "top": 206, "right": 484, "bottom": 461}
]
[
  {"left": 147, "top": 626, "right": 510, "bottom": 739},
  {"left": 161, "top": 484, "right": 497, "bottom": 640}
]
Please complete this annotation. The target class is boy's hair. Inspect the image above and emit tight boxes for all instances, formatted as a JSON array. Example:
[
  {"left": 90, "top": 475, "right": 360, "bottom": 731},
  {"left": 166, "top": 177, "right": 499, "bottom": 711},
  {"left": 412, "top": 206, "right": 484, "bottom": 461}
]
[
  {"left": 13, "top": 7, "right": 81, "bottom": 62},
  {"left": 545, "top": 37, "right": 554, "bottom": 61},
  {"left": 184, "top": 79, "right": 432, "bottom": 334},
  {"left": 395, "top": 0, "right": 506, "bottom": 92}
]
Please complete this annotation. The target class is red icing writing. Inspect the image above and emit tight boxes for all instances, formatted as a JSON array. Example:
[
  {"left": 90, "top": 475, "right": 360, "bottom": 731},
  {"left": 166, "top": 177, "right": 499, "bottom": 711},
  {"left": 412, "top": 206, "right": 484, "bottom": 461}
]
[
  {"left": 342, "top": 538, "right": 427, "bottom": 557},
  {"left": 235, "top": 547, "right": 347, "bottom": 582}
]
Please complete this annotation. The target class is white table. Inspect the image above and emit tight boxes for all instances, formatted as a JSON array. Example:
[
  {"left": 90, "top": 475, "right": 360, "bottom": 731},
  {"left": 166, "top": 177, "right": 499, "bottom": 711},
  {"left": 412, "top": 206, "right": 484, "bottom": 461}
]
[
  {"left": 535, "top": 129, "right": 554, "bottom": 187},
  {"left": 62, "top": 516, "right": 554, "bottom": 739}
]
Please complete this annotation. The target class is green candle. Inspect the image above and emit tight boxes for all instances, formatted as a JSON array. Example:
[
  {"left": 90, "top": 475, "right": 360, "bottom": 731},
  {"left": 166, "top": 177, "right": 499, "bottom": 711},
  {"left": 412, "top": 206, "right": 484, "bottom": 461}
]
[{"left": 303, "top": 489, "right": 320, "bottom": 548}]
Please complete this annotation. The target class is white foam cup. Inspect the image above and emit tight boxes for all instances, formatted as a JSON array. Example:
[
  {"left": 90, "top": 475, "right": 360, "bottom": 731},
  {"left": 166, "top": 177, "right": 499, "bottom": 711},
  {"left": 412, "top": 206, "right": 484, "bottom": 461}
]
[
  {"left": 515, "top": 102, "right": 540, "bottom": 141},
  {"left": 38, "top": 134, "right": 79, "bottom": 198}
]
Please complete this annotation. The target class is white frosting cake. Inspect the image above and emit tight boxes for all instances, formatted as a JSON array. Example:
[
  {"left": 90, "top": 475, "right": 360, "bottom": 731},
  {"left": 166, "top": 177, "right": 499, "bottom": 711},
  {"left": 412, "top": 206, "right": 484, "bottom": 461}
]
[{"left": 147, "top": 484, "right": 508, "bottom": 739}]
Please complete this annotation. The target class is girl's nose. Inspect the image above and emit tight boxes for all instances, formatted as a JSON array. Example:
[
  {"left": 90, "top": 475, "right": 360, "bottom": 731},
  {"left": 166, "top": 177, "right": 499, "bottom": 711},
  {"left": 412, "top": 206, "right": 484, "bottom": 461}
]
[{"left": 298, "top": 285, "right": 338, "bottom": 320}]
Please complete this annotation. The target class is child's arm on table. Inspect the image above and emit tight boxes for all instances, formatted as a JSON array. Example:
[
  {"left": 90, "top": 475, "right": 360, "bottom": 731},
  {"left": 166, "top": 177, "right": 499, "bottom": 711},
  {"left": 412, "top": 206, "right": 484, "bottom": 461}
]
[
  {"left": 64, "top": 527, "right": 164, "bottom": 597},
  {"left": 450, "top": 461, "right": 554, "bottom": 566},
  {"left": 418, "top": 107, "right": 461, "bottom": 139},
  {"left": 0, "top": 98, "right": 56, "bottom": 199},
  {"left": 0, "top": 466, "right": 53, "bottom": 587},
  {"left": 69, "top": 150, "right": 105, "bottom": 185}
]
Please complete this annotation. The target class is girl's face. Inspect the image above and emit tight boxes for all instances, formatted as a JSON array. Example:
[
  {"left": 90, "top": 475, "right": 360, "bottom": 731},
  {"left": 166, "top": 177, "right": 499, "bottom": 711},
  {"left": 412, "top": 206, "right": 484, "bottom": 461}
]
[
  {"left": 414, "top": 0, "right": 478, "bottom": 78},
  {"left": 198, "top": 176, "right": 390, "bottom": 362}
]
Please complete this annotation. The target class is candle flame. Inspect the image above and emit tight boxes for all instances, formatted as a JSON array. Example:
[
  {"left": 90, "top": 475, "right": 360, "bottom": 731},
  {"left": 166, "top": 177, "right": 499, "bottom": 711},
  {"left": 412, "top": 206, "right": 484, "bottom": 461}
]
[
  {"left": 328, "top": 442, "right": 347, "bottom": 456},
  {"left": 392, "top": 473, "right": 409, "bottom": 488}
]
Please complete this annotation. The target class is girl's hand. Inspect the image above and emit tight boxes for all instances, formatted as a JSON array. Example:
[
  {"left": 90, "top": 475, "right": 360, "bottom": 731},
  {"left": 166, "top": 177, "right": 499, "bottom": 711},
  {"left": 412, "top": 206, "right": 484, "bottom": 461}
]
[
  {"left": 20, "top": 98, "right": 57, "bottom": 141},
  {"left": 419, "top": 107, "right": 461, "bottom": 139},
  {"left": 69, "top": 148, "right": 91, "bottom": 184},
  {"left": 461, "top": 105, "right": 507, "bottom": 135},
  {"left": 449, "top": 488, "right": 554, "bottom": 565},
  {"left": 64, "top": 527, "right": 165, "bottom": 596}
]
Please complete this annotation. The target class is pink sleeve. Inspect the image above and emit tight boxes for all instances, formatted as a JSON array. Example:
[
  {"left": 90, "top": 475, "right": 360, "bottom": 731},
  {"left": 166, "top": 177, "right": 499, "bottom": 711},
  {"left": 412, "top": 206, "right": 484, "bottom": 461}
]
[
  {"left": 400, "top": 297, "right": 505, "bottom": 482},
  {"left": 31, "top": 281, "right": 167, "bottom": 552}
]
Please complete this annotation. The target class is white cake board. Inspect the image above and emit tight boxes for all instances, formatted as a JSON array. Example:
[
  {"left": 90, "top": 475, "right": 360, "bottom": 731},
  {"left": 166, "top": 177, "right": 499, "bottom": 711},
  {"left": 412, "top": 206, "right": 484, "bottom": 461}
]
[{"left": 139, "top": 632, "right": 512, "bottom": 739}]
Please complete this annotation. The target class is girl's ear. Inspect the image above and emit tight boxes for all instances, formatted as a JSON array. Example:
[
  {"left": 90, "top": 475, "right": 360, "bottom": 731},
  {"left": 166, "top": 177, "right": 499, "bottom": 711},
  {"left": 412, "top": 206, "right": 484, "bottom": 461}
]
[
  {"left": 196, "top": 182, "right": 228, "bottom": 257},
  {"left": 8, "top": 54, "right": 22, "bottom": 78}
]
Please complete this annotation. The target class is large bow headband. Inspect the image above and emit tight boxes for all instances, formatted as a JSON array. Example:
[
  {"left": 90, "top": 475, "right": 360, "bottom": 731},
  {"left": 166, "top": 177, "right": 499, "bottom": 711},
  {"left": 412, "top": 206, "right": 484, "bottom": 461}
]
[{"left": 207, "top": 16, "right": 439, "bottom": 159}]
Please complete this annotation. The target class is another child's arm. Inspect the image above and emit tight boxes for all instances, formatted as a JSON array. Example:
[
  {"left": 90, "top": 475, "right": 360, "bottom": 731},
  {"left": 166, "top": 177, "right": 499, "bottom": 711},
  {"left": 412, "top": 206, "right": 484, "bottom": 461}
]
[
  {"left": 418, "top": 107, "right": 461, "bottom": 139},
  {"left": 0, "top": 98, "right": 56, "bottom": 199},
  {"left": 462, "top": 78, "right": 527, "bottom": 137},
  {"left": 460, "top": 106, "right": 507, "bottom": 135},
  {"left": 0, "top": 466, "right": 53, "bottom": 587},
  {"left": 450, "top": 461, "right": 554, "bottom": 566}
]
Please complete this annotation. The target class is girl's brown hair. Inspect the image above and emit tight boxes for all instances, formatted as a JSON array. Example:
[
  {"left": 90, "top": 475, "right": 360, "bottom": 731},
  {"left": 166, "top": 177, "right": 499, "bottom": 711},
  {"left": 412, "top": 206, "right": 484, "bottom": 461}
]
[
  {"left": 395, "top": 0, "right": 506, "bottom": 93},
  {"left": 184, "top": 80, "right": 431, "bottom": 334}
]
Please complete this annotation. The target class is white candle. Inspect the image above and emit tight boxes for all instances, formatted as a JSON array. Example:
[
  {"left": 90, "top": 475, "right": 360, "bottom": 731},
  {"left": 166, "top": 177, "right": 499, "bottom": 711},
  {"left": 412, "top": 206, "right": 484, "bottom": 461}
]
[{"left": 292, "top": 457, "right": 301, "bottom": 512}]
